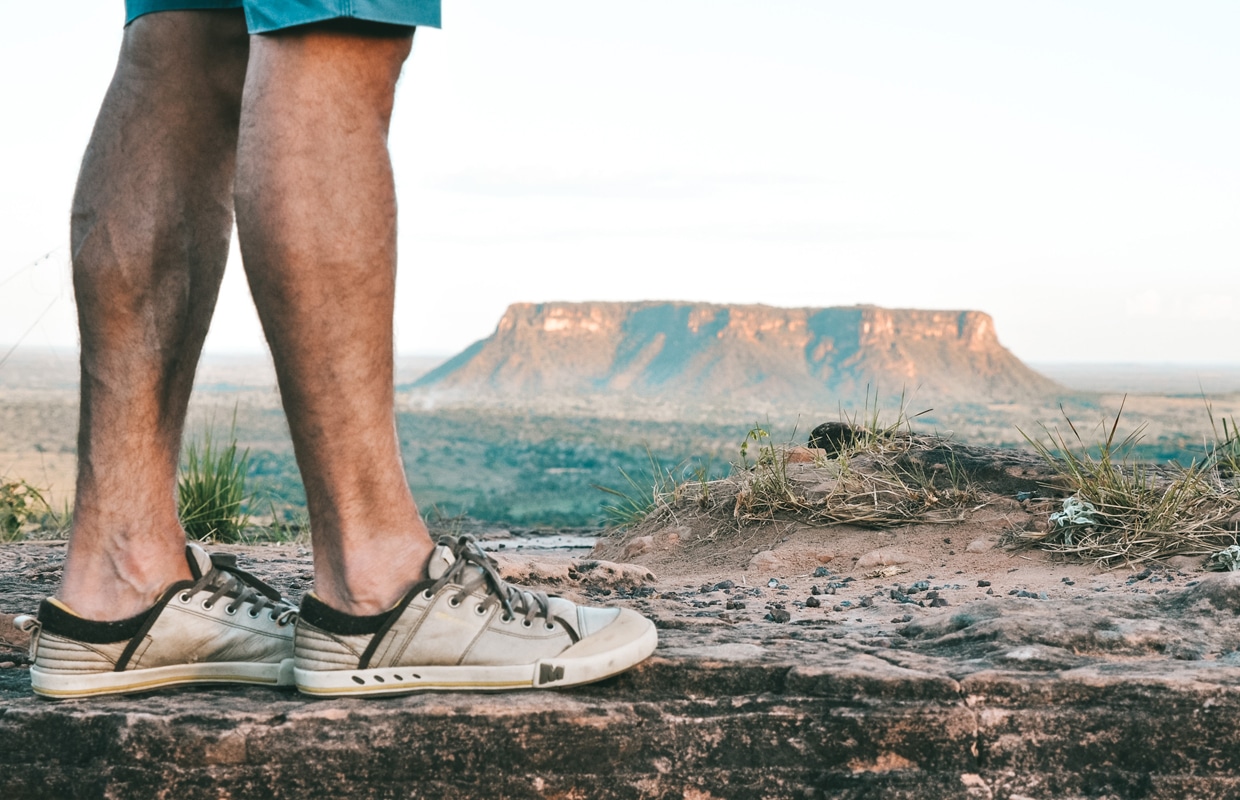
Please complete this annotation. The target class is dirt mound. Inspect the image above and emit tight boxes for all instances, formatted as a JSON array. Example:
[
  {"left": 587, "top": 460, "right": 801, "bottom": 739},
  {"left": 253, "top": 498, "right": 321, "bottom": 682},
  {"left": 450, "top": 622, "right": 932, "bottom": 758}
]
[{"left": 590, "top": 431, "right": 1233, "bottom": 592}]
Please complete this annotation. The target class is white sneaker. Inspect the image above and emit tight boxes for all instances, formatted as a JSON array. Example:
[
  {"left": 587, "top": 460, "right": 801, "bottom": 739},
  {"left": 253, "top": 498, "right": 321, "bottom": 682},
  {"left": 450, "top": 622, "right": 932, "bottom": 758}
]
[
  {"left": 294, "top": 536, "right": 658, "bottom": 697},
  {"left": 20, "top": 544, "right": 296, "bottom": 699}
]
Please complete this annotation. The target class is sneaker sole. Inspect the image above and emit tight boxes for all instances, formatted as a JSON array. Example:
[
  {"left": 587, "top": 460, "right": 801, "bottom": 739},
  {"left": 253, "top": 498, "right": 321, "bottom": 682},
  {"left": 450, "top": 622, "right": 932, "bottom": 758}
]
[
  {"left": 295, "top": 616, "right": 657, "bottom": 697},
  {"left": 29, "top": 658, "right": 295, "bottom": 699}
]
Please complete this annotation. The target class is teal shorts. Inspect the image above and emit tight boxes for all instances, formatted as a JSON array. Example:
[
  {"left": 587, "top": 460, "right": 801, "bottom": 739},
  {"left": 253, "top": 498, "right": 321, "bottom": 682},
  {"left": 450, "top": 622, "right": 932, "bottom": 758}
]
[{"left": 125, "top": 0, "right": 441, "bottom": 34}]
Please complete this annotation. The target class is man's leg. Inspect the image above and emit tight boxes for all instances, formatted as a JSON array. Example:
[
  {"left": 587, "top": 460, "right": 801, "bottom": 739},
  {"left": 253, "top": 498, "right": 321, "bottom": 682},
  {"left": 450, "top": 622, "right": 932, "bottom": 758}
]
[
  {"left": 234, "top": 23, "right": 432, "bottom": 616},
  {"left": 60, "top": 11, "right": 250, "bottom": 621},
  {"left": 233, "top": 18, "right": 657, "bottom": 697}
]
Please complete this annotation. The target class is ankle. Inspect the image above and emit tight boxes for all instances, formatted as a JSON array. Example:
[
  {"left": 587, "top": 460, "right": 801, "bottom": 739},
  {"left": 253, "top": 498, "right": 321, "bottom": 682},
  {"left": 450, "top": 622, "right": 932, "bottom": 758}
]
[
  {"left": 312, "top": 534, "right": 434, "bottom": 616},
  {"left": 58, "top": 531, "right": 192, "bottom": 621}
]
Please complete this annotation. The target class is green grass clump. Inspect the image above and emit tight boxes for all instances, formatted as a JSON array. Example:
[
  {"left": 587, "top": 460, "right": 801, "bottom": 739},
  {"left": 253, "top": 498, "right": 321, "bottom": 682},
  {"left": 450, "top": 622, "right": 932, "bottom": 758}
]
[
  {"left": 178, "top": 423, "right": 252, "bottom": 543},
  {"left": 0, "top": 478, "right": 49, "bottom": 542},
  {"left": 594, "top": 447, "right": 679, "bottom": 528}
]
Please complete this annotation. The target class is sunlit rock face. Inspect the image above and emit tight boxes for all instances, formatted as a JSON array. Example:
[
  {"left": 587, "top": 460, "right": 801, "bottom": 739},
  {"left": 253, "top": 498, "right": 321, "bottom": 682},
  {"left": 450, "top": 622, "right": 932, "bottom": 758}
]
[{"left": 414, "top": 302, "right": 1060, "bottom": 405}]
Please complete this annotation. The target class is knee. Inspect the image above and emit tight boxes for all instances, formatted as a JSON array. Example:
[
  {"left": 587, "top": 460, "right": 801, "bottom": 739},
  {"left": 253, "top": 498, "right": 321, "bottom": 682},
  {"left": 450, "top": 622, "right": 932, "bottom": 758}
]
[
  {"left": 256, "top": 21, "right": 414, "bottom": 96},
  {"left": 120, "top": 11, "right": 250, "bottom": 116}
]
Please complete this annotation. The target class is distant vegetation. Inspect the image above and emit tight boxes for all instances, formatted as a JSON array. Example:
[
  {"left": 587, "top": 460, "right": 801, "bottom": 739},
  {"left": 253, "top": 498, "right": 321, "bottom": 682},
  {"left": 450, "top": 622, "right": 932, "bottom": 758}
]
[{"left": 248, "top": 409, "right": 747, "bottom": 529}]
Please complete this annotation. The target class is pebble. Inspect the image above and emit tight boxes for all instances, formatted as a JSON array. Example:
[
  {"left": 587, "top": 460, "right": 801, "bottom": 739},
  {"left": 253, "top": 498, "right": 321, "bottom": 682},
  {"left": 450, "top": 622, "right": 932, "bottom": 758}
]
[
  {"left": 810, "top": 585, "right": 821, "bottom": 596},
  {"left": 929, "top": 598, "right": 950, "bottom": 608},
  {"left": 726, "top": 599, "right": 747, "bottom": 610},
  {"left": 622, "top": 536, "right": 653, "bottom": 560},
  {"left": 977, "top": 580, "right": 992, "bottom": 587},
  {"left": 805, "top": 596, "right": 821, "bottom": 608},
  {"left": 856, "top": 548, "right": 916, "bottom": 570},
  {"left": 812, "top": 566, "right": 832, "bottom": 578},
  {"left": 1012, "top": 590, "right": 1049, "bottom": 600},
  {"left": 766, "top": 608, "right": 791, "bottom": 624},
  {"left": 749, "top": 551, "right": 783, "bottom": 573}
]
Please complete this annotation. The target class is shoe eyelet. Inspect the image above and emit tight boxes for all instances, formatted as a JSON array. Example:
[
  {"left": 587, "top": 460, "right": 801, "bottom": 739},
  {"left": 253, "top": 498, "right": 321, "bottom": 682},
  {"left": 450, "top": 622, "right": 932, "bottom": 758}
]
[
  {"left": 447, "top": 596, "right": 462, "bottom": 608},
  {"left": 475, "top": 605, "right": 487, "bottom": 616},
  {"left": 179, "top": 592, "right": 192, "bottom": 603},
  {"left": 545, "top": 622, "right": 555, "bottom": 631},
  {"left": 500, "top": 614, "right": 513, "bottom": 623},
  {"left": 225, "top": 605, "right": 238, "bottom": 616},
  {"left": 421, "top": 589, "right": 434, "bottom": 600},
  {"left": 521, "top": 619, "right": 532, "bottom": 628},
  {"left": 248, "top": 609, "right": 260, "bottom": 619},
  {"left": 201, "top": 601, "right": 214, "bottom": 611}
]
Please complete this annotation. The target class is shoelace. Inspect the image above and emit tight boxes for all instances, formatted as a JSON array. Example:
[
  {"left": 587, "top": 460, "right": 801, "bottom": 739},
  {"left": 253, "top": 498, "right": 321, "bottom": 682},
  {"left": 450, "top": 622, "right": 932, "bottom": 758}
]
[
  {"left": 187, "top": 554, "right": 297, "bottom": 625},
  {"left": 434, "top": 536, "right": 554, "bottom": 627}
]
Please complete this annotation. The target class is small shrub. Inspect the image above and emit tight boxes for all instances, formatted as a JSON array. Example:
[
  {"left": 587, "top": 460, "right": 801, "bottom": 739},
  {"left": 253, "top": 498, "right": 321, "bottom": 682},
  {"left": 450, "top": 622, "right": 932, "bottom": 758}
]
[
  {"left": 178, "top": 423, "right": 252, "bottom": 543},
  {"left": 0, "top": 478, "right": 49, "bottom": 542}
]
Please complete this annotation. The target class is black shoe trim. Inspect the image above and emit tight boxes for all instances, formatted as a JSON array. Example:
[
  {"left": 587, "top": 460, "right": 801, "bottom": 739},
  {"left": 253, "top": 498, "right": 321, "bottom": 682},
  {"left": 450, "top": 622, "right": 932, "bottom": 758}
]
[
  {"left": 300, "top": 593, "right": 399, "bottom": 637},
  {"left": 553, "top": 614, "right": 580, "bottom": 644},
  {"left": 357, "top": 580, "right": 438, "bottom": 670},
  {"left": 37, "top": 591, "right": 165, "bottom": 646},
  {"left": 186, "top": 545, "right": 206, "bottom": 580},
  {"left": 111, "top": 580, "right": 197, "bottom": 672}
]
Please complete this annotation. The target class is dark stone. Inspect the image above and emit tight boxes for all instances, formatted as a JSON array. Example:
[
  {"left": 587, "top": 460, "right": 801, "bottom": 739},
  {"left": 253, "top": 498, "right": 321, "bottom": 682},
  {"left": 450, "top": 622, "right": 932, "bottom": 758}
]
[
  {"left": 978, "top": 580, "right": 992, "bottom": 587},
  {"left": 805, "top": 596, "right": 821, "bottom": 608},
  {"left": 807, "top": 421, "right": 863, "bottom": 455},
  {"left": 765, "top": 608, "right": 791, "bottom": 624}
]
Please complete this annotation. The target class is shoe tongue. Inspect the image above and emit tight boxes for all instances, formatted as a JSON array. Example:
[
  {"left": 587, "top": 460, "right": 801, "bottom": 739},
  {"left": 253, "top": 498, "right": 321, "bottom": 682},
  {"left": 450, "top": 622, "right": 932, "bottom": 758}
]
[
  {"left": 426, "top": 543, "right": 457, "bottom": 580},
  {"left": 185, "top": 543, "right": 214, "bottom": 580}
]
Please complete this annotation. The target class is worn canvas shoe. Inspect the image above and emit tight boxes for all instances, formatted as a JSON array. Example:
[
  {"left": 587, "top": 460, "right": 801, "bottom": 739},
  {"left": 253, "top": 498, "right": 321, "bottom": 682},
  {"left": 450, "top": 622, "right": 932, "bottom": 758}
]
[
  {"left": 294, "top": 536, "right": 658, "bottom": 696},
  {"left": 19, "top": 544, "right": 296, "bottom": 699}
]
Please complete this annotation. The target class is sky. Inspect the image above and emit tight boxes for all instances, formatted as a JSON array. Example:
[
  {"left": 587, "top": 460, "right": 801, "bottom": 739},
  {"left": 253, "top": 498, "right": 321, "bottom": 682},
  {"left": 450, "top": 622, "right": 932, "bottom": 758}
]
[{"left": 1, "top": 1, "right": 1237, "bottom": 364}]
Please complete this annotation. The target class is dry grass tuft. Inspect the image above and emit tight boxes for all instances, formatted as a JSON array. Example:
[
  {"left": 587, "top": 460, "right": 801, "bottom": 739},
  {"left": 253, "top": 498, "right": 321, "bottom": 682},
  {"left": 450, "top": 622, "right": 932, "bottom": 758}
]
[
  {"left": 1011, "top": 399, "right": 1240, "bottom": 566},
  {"left": 622, "top": 409, "right": 983, "bottom": 537}
]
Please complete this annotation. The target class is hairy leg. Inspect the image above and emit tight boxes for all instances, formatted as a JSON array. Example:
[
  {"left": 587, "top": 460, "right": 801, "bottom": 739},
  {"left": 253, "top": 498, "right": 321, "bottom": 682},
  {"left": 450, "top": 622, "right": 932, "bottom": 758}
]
[
  {"left": 59, "top": 11, "right": 250, "bottom": 620},
  {"left": 235, "top": 24, "right": 432, "bottom": 615}
]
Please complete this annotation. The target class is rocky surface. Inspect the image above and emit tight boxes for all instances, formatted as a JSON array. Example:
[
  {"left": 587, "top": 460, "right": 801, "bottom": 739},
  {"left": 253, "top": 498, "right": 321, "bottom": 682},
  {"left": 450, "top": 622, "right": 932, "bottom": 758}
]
[
  {"left": 4, "top": 542, "right": 1240, "bottom": 798},
  {"left": 411, "top": 301, "right": 1060, "bottom": 406}
]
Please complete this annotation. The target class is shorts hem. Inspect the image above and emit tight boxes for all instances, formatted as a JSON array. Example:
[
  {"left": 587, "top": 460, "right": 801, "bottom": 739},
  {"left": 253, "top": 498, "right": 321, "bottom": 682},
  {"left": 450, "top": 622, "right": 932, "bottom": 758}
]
[
  {"left": 125, "top": 1, "right": 244, "bottom": 26},
  {"left": 247, "top": 1, "right": 440, "bottom": 33},
  {"left": 126, "top": 1, "right": 440, "bottom": 32}
]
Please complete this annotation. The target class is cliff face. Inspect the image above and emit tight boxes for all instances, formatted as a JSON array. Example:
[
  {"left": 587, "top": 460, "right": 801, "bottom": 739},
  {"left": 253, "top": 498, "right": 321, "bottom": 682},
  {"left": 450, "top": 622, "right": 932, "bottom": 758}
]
[{"left": 413, "top": 302, "right": 1059, "bottom": 404}]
